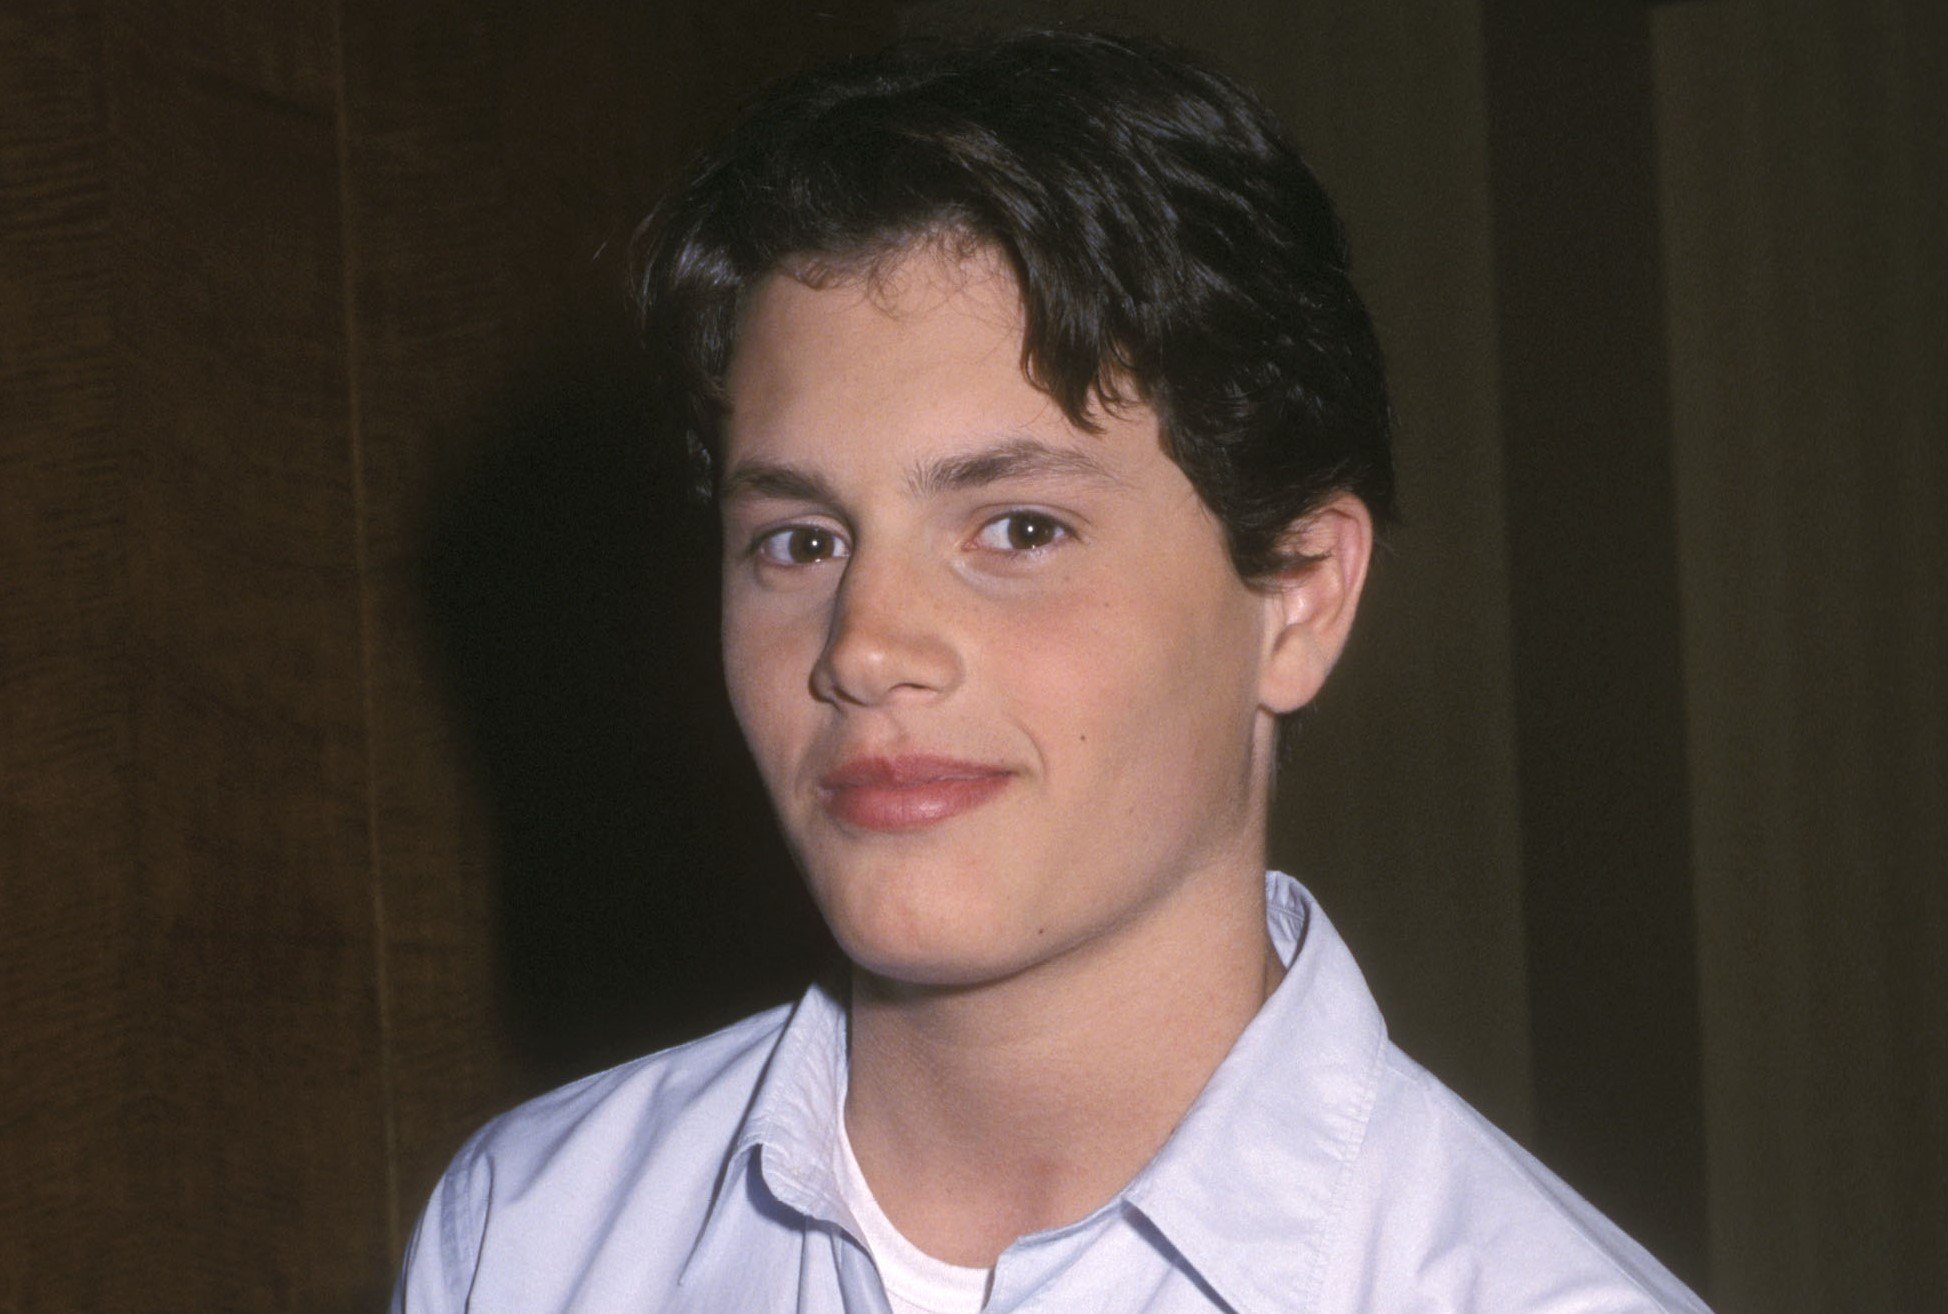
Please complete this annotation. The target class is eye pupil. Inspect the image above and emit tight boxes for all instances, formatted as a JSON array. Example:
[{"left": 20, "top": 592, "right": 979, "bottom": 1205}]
[
  {"left": 1008, "top": 515, "right": 1056, "bottom": 550},
  {"left": 791, "top": 528, "right": 832, "bottom": 562}
]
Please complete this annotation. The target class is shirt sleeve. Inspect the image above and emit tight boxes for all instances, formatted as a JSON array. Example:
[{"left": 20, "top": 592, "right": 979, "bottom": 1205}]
[{"left": 390, "top": 1131, "right": 493, "bottom": 1314}]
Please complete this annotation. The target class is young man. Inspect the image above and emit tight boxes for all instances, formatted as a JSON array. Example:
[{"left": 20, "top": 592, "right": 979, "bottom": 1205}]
[{"left": 394, "top": 31, "right": 1711, "bottom": 1313}]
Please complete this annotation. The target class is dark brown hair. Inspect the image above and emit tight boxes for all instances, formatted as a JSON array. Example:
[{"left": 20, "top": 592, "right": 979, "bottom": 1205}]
[{"left": 634, "top": 29, "right": 1394, "bottom": 580}]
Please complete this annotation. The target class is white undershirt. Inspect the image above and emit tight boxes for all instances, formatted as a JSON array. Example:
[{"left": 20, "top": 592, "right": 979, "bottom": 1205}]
[{"left": 837, "top": 1117, "right": 993, "bottom": 1314}]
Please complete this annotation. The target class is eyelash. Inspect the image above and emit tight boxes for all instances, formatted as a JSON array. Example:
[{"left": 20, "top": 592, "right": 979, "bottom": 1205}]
[
  {"left": 747, "top": 510, "right": 1075, "bottom": 567},
  {"left": 749, "top": 524, "right": 848, "bottom": 567},
  {"left": 968, "top": 510, "right": 1073, "bottom": 554}
]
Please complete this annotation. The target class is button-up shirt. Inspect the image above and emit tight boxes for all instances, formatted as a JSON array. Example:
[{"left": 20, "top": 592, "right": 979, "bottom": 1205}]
[{"left": 392, "top": 872, "right": 1711, "bottom": 1312}]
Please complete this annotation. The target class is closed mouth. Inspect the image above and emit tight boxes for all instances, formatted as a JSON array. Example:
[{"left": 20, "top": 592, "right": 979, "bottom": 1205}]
[{"left": 817, "top": 755, "right": 1014, "bottom": 831}]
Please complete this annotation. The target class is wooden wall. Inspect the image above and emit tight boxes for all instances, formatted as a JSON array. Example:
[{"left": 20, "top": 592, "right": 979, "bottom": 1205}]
[
  {"left": 1655, "top": 2, "right": 1948, "bottom": 1308},
  {"left": 0, "top": 2, "right": 893, "bottom": 1309}
]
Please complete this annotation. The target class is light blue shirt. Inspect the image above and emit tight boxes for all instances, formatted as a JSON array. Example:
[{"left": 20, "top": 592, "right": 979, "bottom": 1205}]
[{"left": 392, "top": 873, "right": 1711, "bottom": 1312}]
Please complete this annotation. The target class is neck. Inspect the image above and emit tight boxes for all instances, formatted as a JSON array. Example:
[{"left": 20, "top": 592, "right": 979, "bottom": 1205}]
[{"left": 842, "top": 859, "right": 1284, "bottom": 1269}]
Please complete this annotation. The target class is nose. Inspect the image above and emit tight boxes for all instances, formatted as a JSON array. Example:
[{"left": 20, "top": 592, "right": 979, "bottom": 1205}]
[{"left": 810, "top": 548, "right": 962, "bottom": 707}]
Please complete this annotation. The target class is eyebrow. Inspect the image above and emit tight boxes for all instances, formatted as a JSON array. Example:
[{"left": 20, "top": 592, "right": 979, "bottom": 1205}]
[
  {"left": 718, "top": 462, "right": 842, "bottom": 507},
  {"left": 905, "top": 435, "right": 1122, "bottom": 498},
  {"left": 719, "top": 434, "right": 1123, "bottom": 508}
]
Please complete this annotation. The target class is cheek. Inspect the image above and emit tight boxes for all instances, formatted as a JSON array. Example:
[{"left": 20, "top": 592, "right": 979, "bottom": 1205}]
[
  {"left": 991, "top": 578, "right": 1187, "bottom": 744},
  {"left": 983, "top": 582, "right": 1117, "bottom": 706},
  {"left": 721, "top": 594, "right": 820, "bottom": 768},
  {"left": 1006, "top": 567, "right": 1259, "bottom": 769}
]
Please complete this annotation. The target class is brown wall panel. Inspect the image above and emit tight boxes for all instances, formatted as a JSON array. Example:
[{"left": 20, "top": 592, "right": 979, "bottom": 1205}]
[
  {"left": 336, "top": 1, "right": 532, "bottom": 1252},
  {"left": 109, "top": 3, "right": 393, "bottom": 1306},
  {"left": 1479, "top": 0, "right": 1707, "bottom": 1283},
  {"left": 1655, "top": 1, "right": 1948, "bottom": 1308},
  {"left": 0, "top": 4, "right": 132, "bottom": 1311}
]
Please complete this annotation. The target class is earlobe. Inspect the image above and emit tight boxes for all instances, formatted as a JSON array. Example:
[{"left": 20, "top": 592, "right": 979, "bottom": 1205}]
[{"left": 1258, "top": 493, "right": 1375, "bottom": 715}]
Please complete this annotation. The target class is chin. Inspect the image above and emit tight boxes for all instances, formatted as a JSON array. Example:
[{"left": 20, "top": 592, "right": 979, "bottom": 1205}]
[
  {"left": 802, "top": 848, "right": 1040, "bottom": 989},
  {"left": 843, "top": 943, "right": 1017, "bottom": 991}
]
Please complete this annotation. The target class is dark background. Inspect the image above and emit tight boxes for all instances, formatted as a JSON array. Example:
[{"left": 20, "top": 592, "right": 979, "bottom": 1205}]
[{"left": 3, "top": 1, "right": 1941, "bottom": 1310}]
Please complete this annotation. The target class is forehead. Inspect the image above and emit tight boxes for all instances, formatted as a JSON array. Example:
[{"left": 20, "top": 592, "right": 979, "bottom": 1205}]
[
  {"left": 720, "top": 245, "right": 1180, "bottom": 502},
  {"left": 728, "top": 246, "right": 1025, "bottom": 425},
  {"left": 716, "top": 244, "right": 1199, "bottom": 525}
]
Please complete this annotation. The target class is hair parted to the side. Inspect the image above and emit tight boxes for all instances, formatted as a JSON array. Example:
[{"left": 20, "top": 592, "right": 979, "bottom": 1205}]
[{"left": 633, "top": 29, "right": 1394, "bottom": 582}]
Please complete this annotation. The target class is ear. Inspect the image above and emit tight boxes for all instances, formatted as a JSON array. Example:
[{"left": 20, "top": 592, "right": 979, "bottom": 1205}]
[{"left": 1258, "top": 492, "right": 1375, "bottom": 715}]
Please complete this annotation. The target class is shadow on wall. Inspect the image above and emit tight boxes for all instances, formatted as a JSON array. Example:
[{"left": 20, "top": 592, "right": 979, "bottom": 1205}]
[{"left": 418, "top": 314, "right": 838, "bottom": 1091}]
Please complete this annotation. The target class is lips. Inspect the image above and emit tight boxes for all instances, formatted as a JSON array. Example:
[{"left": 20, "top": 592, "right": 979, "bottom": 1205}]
[{"left": 817, "top": 754, "right": 1013, "bottom": 832}]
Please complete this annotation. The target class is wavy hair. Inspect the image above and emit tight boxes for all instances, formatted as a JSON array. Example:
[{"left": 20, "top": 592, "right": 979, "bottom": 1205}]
[{"left": 634, "top": 30, "right": 1394, "bottom": 580}]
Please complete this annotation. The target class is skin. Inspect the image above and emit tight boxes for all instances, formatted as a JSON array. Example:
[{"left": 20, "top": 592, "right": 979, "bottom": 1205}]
[{"left": 719, "top": 242, "right": 1372, "bottom": 1267}]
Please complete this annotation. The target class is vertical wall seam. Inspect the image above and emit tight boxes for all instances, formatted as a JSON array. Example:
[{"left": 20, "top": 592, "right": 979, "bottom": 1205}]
[
  {"left": 330, "top": 0, "right": 404, "bottom": 1262},
  {"left": 1479, "top": 0, "right": 1708, "bottom": 1288},
  {"left": 101, "top": 0, "right": 150, "bottom": 1287}
]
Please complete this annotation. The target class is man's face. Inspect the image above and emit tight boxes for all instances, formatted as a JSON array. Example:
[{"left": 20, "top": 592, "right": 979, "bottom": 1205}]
[{"left": 719, "top": 246, "right": 1284, "bottom": 988}]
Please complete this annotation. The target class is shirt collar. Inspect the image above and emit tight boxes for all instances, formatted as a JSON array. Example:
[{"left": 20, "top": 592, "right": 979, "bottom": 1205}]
[
  {"left": 680, "top": 973, "right": 859, "bottom": 1288},
  {"left": 1122, "top": 872, "right": 1389, "bottom": 1314},
  {"left": 683, "top": 873, "right": 1388, "bottom": 1312}
]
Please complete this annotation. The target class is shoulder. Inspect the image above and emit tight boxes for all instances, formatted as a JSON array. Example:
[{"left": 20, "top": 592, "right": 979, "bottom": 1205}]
[
  {"left": 458, "top": 1000, "right": 792, "bottom": 1188},
  {"left": 1322, "top": 1044, "right": 1713, "bottom": 1314},
  {"left": 392, "top": 1002, "right": 795, "bottom": 1313}
]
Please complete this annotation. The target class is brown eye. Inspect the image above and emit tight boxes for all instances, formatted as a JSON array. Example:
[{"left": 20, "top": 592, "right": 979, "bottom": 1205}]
[
  {"left": 755, "top": 525, "right": 849, "bottom": 565},
  {"left": 789, "top": 528, "right": 834, "bottom": 561},
  {"left": 974, "top": 511, "right": 1070, "bottom": 554}
]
